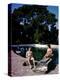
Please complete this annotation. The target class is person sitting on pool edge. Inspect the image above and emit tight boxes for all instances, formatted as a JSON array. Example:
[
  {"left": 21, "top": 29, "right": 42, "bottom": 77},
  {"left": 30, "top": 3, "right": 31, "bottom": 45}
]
[
  {"left": 26, "top": 47, "right": 35, "bottom": 69},
  {"left": 39, "top": 44, "right": 53, "bottom": 64}
]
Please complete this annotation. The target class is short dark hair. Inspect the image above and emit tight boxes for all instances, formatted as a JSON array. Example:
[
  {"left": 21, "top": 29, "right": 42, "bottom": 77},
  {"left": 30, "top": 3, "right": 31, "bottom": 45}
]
[{"left": 47, "top": 44, "right": 51, "bottom": 48}]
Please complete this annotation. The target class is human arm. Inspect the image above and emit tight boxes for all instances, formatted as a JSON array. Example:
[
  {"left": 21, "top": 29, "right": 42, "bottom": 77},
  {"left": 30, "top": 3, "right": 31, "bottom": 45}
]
[{"left": 26, "top": 51, "right": 28, "bottom": 58}]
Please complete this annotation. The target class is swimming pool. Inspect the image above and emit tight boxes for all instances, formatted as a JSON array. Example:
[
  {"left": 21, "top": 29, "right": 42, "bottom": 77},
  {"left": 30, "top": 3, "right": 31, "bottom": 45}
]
[{"left": 32, "top": 47, "right": 46, "bottom": 61}]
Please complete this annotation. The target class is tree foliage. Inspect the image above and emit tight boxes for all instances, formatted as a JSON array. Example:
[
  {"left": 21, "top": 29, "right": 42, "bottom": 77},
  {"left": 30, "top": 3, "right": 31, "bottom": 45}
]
[{"left": 8, "top": 4, "right": 58, "bottom": 44}]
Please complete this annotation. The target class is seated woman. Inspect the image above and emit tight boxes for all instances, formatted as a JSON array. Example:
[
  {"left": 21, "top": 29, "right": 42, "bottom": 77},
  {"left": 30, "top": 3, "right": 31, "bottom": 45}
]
[
  {"left": 26, "top": 47, "right": 35, "bottom": 69},
  {"left": 39, "top": 44, "right": 53, "bottom": 65}
]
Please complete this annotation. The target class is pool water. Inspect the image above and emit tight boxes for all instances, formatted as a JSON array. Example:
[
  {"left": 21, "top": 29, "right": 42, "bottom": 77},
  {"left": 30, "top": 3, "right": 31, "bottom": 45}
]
[{"left": 32, "top": 48, "right": 46, "bottom": 61}]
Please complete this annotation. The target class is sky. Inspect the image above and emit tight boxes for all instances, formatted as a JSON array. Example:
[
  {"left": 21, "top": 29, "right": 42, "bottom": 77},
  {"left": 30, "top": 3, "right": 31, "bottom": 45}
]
[
  {"left": 47, "top": 6, "right": 58, "bottom": 19},
  {"left": 11, "top": 4, "right": 58, "bottom": 19}
]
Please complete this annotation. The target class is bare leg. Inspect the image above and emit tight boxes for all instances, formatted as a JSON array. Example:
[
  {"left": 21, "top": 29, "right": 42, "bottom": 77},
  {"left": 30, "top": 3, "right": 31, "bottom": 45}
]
[
  {"left": 31, "top": 57, "right": 36, "bottom": 69},
  {"left": 27, "top": 58, "right": 32, "bottom": 68}
]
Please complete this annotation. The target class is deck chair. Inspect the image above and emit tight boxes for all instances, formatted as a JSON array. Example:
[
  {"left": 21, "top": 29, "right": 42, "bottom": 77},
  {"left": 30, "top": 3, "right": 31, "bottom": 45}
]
[{"left": 32, "top": 58, "right": 52, "bottom": 72}]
